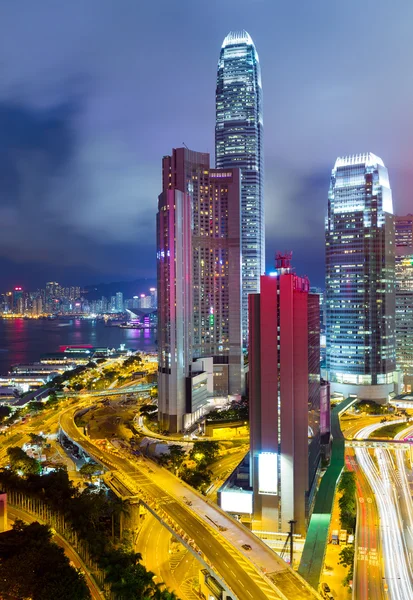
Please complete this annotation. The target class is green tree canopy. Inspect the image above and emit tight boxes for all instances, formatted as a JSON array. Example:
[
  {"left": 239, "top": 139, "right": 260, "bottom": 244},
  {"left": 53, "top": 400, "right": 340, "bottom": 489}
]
[
  {"left": 0, "top": 405, "right": 11, "bottom": 421},
  {"left": 0, "top": 519, "right": 91, "bottom": 600},
  {"left": 189, "top": 441, "right": 220, "bottom": 466},
  {"left": 159, "top": 445, "right": 186, "bottom": 474},
  {"left": 7, "top": 446, "right": 41, "bottom": 475},
  {"left": 79, "top": 462, "right": 101, "bottom": 480},
  {"left": 29, "top": 432, "right": 47, "bottom": 447},
  {"left": 339, "top": 545, "right": 355, "bottom": 569}
]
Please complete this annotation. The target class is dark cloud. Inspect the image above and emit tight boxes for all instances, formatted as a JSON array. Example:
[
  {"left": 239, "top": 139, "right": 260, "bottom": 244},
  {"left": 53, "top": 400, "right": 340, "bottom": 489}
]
[
  {"left": 0, "top": 99, "right": 156, "bottom": 287},
  {"left": 0, "top": 0, "right": 412, "bottom": 289}
]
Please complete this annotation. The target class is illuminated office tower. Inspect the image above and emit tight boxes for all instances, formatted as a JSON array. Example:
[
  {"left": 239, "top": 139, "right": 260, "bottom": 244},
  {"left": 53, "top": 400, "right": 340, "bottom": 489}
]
[
  {"left": 326, "top": 154, "right": 396, "bottom": 400},
  {"left": 157, "top": 148, "right": 242, "bottom": 432},
  {"left": 149, "top": 287, "right": 157, "bottom": 308},
  {"left": 395, "top": 215, "right": 413, "bottom": 389},
  {"left": 13, "top": 287, "right": 23, "bottom": 314},
  {"left": 115, "top": 292, "right": 124, "bottom": 313},
  {"left": 249, "top": 254, "right": 320, "bottom": 535},
  {"left": 216, "top": 30, "right": 264, "bottom": 345}
]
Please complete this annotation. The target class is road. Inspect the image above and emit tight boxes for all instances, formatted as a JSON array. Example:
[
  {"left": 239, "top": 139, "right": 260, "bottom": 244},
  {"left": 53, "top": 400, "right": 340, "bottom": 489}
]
[
  {"left": 135, "top": 446, "right": 250, "bottom": 600},
  {"left": 137, "top": 512, "right": 199, "bottom": 600},
  {"left": 8, "top": 506, "right": 102, "bottom": 600},
  {"left": 346, "top": 449, "right": 384, "bottom": 600},
  {"left": 206, "top": 447, "right": 248, "bottom": 501},
  {"left": 0, "top": 405, "right": 66, "bottom": 462},
  {"left": 352, "top": 419, "right": 413, "bottom": 600},
  {"left": 61, "top": 405, "right": 321, "bottom": 600}
]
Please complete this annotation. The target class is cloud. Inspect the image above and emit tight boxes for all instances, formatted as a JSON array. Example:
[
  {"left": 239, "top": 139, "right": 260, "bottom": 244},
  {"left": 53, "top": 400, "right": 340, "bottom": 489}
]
[{"left": 0, "top": 99, "right": 158, "bottom": 283}]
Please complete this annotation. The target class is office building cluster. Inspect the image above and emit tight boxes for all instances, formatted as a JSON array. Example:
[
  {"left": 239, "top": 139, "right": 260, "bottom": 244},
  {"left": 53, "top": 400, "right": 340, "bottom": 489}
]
[
  {"left": 0, "top": 283, "right": 157, "bottom": 317},
  {"left": 156, "top": 31, "right": 412, "bottom": 536},
  {"left": 0, "top": 282, "right": 82, "bottom": 316}
]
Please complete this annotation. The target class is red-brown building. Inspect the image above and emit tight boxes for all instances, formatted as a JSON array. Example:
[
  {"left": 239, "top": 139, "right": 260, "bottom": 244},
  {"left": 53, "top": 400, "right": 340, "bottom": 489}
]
[{"left": 249, "top": 253, "right": 320, "bottom": 535}]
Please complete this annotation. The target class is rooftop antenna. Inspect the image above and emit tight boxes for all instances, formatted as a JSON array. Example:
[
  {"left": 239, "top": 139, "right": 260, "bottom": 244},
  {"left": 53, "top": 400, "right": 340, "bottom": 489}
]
[{"left": 182, "top": 142, "right": 189, "bottom": 150}]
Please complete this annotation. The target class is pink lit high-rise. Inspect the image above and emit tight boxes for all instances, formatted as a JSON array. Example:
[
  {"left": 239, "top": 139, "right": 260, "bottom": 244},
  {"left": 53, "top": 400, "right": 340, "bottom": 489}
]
[
  {"left": 157, "top": 148, "right": 242, "bottom": 433},
  {"left": 249, "top": 254, "right": 320, "bottom": 535}
]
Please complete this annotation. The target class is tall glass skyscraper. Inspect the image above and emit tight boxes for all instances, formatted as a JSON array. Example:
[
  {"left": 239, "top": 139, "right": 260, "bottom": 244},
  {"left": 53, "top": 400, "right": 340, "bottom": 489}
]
[
  {"left": 215, "top": 30, "right": 264, "bottom": 344},
  {"left": 395, "top": 215, "right": 413, "bottom": 387},
  {"left": 325, "top": 154, "right": 396, "bottom": 400}
]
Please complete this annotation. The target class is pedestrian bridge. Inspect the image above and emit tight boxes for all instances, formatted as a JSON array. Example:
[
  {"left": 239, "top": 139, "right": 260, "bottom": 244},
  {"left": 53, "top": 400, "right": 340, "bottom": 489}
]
[{"left": 57, "top": 383, "right": 153, "bottom": 398}]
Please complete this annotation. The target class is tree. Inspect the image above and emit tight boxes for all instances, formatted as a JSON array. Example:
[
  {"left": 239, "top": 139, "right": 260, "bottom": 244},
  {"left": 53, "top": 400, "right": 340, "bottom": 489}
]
[
  {"left": 0, "top": 405, "right": 11, "bottom": 421},
  {"left": 338, "top": 471, "right": 356, "bottom": 531},
  {"left": 79, "top": 462, "right": 101, "bottom": 480},
  {"left": 46, "top": 391, "right": 60, "bottom": 407},
  {"left": 339, "top": 545, "right": 355, "bottom": 569},
  {"left": 28, "top": 401, "right": 46, "bottom": 412},
  {"left": 189, "top": 441, "right": 220, "bottom": 466},
  {"left": 7, "top": 446, "right": 41, "bottom": 475},
  {"left": 180, "top": 466, "right": 212, "bottom": 492},
  {"left": 29, "top": 432, "right": 47, "bottom": 448},
  {"left": 163, "top": 444, "right": 186, "bottom": 474},
  {"left": 0, "top": 520, "right": 91, "bottom": 600}
]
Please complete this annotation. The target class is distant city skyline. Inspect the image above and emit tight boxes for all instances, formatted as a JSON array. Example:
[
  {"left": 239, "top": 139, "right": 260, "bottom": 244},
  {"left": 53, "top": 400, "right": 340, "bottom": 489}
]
[{"left": 1, "top": 1, "right": 413, "bottom": 288}]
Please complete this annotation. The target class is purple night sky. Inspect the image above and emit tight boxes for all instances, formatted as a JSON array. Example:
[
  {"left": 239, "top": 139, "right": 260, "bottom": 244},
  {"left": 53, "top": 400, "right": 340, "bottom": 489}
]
[{"left": 0, "top": 0, "right": 412, "bottom": 289}]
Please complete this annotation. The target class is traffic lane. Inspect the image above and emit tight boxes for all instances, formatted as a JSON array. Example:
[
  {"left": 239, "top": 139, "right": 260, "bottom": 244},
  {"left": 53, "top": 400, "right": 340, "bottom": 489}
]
[
  {"left": 136, "top": 479, "right": 313, "bottom": 600},
  {"left": 8, "top": 507, "right": 102, "bottom": 600},
  {"left": 62, "top": 411, "right": 317, "bottom": 600},
  {"left": 104, "top": 461, "right": 280, "bottom": 600},
  {"left": 392, "top": 449, "right": 413, "bottom": 556},
  {"left": 156, "top": 498, "right": 281, "bottom": 600},
  {"left": 71, "top": 444, "right": 280, "bottom": 599},
  {"left": 357, "top": 446, "right": 413, "bottom": 599},
  {"left": 348, "top": 450, "right": 384, "bottom": 600},
  {"left": 137, "top": 512, "right": 193, "bottom": 598}
]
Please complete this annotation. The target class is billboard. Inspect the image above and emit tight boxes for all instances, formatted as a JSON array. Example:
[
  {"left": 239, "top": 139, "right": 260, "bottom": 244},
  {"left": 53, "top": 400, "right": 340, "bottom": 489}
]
[
  {"left": 258, "top": 452, "right": 278, "bottom": 495},
  {"left": 220, "top": 490, "right": 253, "bottom": 514}
]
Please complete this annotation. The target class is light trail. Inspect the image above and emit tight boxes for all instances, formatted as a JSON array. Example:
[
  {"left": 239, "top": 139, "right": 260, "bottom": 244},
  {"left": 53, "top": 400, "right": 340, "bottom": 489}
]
[
  {"left": 352, "top": 416, "right": 413, "bottom": 599},
  {"left": 354, "top": 418, "right": 407, "bottom": 440},
  {"left": 355, "top": 446, "right": 413, "bottom": 599}
]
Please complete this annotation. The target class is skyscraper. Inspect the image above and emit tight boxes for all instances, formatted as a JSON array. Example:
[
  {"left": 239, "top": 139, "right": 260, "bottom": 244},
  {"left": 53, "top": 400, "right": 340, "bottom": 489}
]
[
  {"left": 115, "top": 292, "right": 124, "bottom": 313},
  {"left": 325, "top": 153, "right": 396, "bottom": 400},
  {"left": 249, "top": 254, "right": 320, "bottom": 535},
  {"left": 216, "top": 30, "right": 264, "bottom": 345},
  {"left": 395, "top": 215, "right": 413, "bottom": 389},
  {"left": 149, "top": 287, "right": 157, "bottom": 309},
  {"left": 157, "top": 148, "right": 242, "bottom": 432}
]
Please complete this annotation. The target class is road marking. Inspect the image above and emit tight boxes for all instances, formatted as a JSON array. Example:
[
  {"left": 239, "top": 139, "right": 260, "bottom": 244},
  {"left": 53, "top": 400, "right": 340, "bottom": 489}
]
[
  {"left": 359, "top": 497, "right": 365, "bottom": 503},
  {"left": 247, "top": 591, "right": 253, "bottom": 597}
]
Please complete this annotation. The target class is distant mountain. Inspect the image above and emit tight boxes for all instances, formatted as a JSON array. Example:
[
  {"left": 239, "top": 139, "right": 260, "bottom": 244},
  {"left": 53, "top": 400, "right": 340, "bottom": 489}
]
[{"left": 84, "top": 278, "right": 156, "bottom": 301}]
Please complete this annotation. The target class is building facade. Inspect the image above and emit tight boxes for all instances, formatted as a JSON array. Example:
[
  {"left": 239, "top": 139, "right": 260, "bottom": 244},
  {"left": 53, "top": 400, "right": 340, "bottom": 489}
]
[
  {"left": 395, "top": 215, "right": 413, "bottom": 389},
  {"left": 248, "top": 255, "right": 320, "bottom": 536},
  {"left": 157, "top": 148, "right": 242, "bottom": 432},
  {"left": 216, "top": 30, "right": 264, "bottom": 345},
  {"left": 115, "top": 292, "right": 124, "bottom": 313},
  {"left": 325, "top": 153, "right": 396, "bottom": 400}
]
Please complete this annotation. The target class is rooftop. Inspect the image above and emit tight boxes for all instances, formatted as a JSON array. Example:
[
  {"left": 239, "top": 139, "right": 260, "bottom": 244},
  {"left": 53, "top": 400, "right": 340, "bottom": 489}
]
[
  {"left": 222, "top": 30, "right": 254, "bottom": 48},
  {"left": 334, "top": 153, "right": 385, "bottom": 169}
]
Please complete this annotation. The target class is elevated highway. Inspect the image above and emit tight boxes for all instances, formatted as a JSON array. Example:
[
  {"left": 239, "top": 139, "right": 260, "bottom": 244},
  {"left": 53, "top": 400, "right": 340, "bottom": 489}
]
[{"left": 60, "top": 404, "right": 321, "bottom": 600}]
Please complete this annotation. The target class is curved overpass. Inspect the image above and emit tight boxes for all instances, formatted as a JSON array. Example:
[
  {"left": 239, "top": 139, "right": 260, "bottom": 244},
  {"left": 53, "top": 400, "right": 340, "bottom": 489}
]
[{"left": 60, "top": 405, "right": 321, "bottom": 600}]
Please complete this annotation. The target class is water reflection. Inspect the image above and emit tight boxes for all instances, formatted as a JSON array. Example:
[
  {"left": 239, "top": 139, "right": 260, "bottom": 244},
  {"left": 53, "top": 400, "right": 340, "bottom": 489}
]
[{"left": 0, "top": 319, "right": 157, "bottom": 374}]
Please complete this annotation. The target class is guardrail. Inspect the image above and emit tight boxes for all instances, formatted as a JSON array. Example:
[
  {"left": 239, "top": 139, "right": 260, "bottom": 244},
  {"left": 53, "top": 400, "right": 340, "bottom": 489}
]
[
  {"left": 61, "top": 406, "right": 322, "bottom": 600},
  {"left": 5, "top": 490, "right": 109, "bottom": 599}
]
